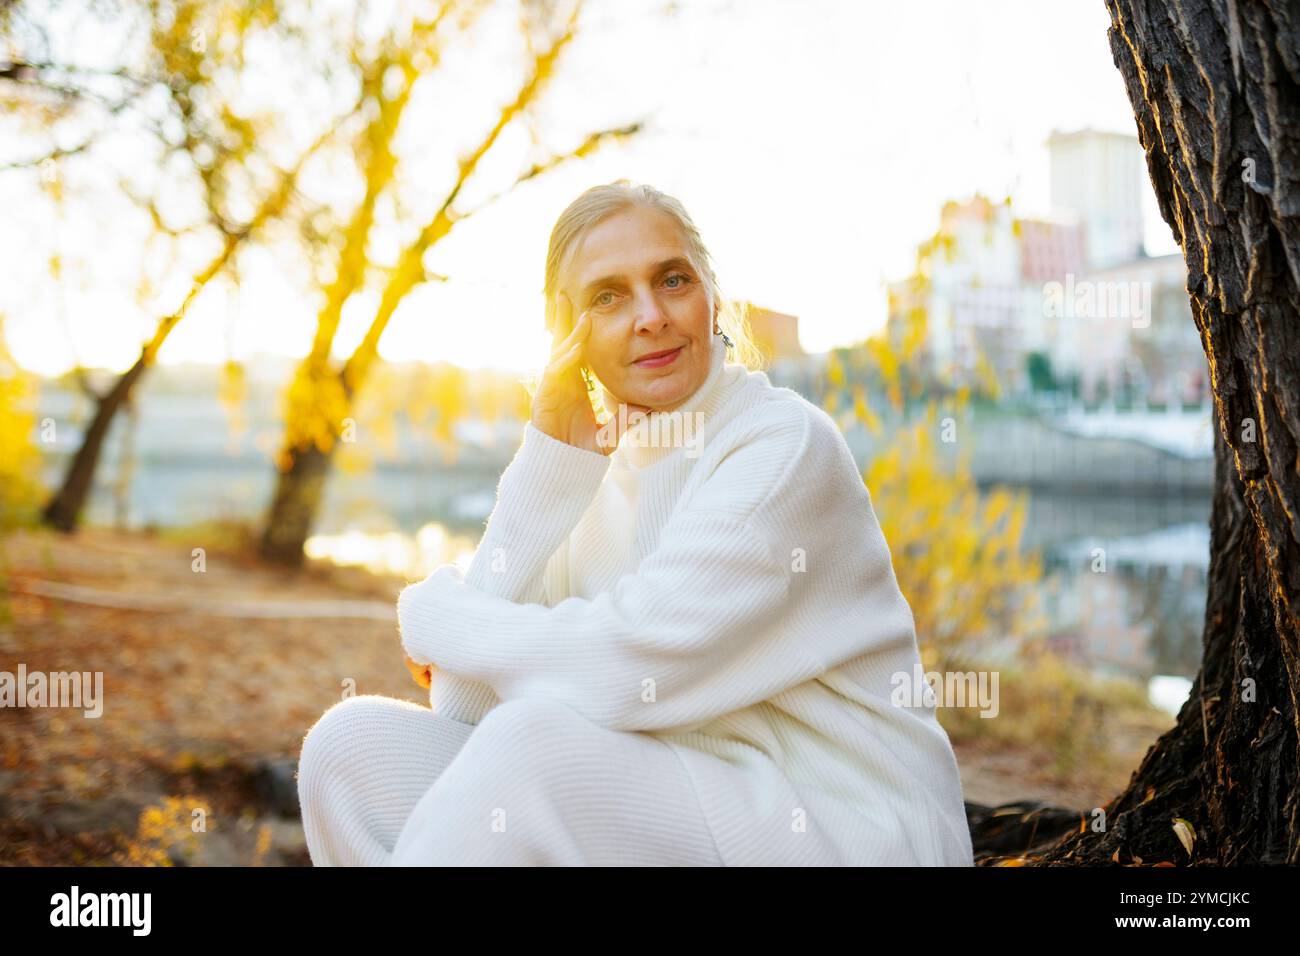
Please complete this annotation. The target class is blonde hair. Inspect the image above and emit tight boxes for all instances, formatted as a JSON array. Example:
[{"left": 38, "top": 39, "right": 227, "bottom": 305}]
[{"left": 542, "top": 180, "right": 765, "bottom": 375}]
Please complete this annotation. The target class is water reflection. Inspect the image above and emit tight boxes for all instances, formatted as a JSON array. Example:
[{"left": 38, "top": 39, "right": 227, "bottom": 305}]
[
  {"left": 305, "top": 523, "right": 477, "bottom": 580},
  {"left": 1039, "top": 507, "right": 1207, "bottom": 716}
]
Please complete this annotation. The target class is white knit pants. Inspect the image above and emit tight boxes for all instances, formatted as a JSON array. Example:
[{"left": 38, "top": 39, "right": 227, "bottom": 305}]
[{"left": 296, "top": 694, "right": 723, "bottom": 866}]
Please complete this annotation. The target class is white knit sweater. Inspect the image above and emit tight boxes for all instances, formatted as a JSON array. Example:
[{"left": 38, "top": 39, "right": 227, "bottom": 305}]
[{"left": 398, "top": 342, "right": 974, "bottom": 866}]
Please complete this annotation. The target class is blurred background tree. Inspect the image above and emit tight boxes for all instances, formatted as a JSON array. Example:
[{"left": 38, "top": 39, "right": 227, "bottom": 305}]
[
  {"left": 258, "top": 0, "right": 641, "bottom": 565},
  {"left": 0, "top": 0, "right": 639, "bottom": 557},
  {"left": 1, "top": 0, "right": 356, "bottom": 531}
]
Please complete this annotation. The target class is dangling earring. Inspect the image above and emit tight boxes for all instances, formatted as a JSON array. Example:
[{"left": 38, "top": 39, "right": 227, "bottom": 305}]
[
  {"left": 713, "top": 320, "right": 734, "bottom": 350},
  {"left": 581, "top": 366, "right": 595, "bottom": 391}
]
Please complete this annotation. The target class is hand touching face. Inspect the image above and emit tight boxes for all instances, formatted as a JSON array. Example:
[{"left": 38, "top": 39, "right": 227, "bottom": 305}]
[{"left": 530, "top": 289, "right": 650, "bottom": 454}]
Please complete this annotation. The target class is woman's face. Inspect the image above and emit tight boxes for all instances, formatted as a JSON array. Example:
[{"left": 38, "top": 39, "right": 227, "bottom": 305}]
[{"left": 561, "top": 203, "right": 715, "bottom": 412}]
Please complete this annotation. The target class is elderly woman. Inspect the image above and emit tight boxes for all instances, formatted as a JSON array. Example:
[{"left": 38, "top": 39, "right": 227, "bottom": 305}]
[{"left": 296, "top": 180, "right": 974, "bottom": 867}]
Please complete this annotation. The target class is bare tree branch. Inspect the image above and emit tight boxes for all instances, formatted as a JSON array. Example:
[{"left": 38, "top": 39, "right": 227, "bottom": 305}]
[
  {"left": 341, "top": 0, "right": 586, "bottom": 391},
  {"left": 457, "top": 120, "right": 644, "bottom": 224}
]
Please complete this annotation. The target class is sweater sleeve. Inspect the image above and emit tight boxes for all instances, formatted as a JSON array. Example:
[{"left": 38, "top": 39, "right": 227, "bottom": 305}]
[
  {"left": 424, "top": 421, "right": 611, "bottom": 723},
  {"left": 398, "top": 411, "right": 829, "bottom": 732}
]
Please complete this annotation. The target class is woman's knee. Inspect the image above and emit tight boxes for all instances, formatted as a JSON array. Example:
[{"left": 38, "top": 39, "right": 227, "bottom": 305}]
[
  {"left": 298, "top": 695, "right": 413, "bottom": 798},
  {"left": 302, "top": 693, "right": 395, "bottom": 755}
]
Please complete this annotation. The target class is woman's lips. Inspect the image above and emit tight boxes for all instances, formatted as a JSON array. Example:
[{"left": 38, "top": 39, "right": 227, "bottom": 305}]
[{"left": 633, "top": 345, "right": 683, "bottom": 368}]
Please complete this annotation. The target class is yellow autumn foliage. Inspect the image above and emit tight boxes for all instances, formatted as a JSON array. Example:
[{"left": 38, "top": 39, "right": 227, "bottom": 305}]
[
  {"left": 866, "top": 412, "right": 1045, "bottom": 672},
  {"left": 276, "top": 358, "right": 352, "bottom": 469},
  {"left": 837, "top": 329, "right": 1047, "bottom": 676},
  {"left": 217, "top": 358, "right": 247, "bottom": 443},
  {"left": 113, "top": 795, "right": 212, "bottom": 867},
  {"left": 0, "top": 316, "right": 42, "bottom": 528}
]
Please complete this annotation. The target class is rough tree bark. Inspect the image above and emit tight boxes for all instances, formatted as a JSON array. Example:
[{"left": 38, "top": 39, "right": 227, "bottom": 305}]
[{"left": 1034, "top": 0, "right": 1300, "bottom": 865}]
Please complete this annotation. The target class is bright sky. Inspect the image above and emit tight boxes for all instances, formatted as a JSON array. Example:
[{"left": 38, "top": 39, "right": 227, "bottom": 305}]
[{"left": 2, "top": 0, "right": 1175, "bottom": 377}]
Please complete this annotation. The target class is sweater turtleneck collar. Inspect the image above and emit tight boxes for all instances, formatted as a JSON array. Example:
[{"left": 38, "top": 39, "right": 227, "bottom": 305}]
[{"left": 598, "top": 336, "right": 745, "bottom": 470}]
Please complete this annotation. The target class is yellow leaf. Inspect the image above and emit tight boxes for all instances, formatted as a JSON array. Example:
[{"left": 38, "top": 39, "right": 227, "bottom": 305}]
[{"left": 1172, "top": 818, "right": 1196, "bottom": 856}]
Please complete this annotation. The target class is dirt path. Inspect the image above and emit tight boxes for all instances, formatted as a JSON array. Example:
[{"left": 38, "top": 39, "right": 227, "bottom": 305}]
[{"left": 13, "top": 577, "right": 396, "bottom": 619}]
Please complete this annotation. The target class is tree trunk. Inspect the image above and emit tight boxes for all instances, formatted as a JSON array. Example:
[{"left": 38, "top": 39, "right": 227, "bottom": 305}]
[
  {"left": 1034, "top": 0, "right": 1300, "bottom": 865},
  {"left": 41, "top": 351, "right": 148, "bottom": 532},
  {"left": 258, "top": 439, "right": 338, "bottom": 566}
]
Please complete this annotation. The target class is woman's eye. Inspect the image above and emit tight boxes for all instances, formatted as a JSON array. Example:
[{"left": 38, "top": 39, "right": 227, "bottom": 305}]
[{"left": 591, "top": 275, "right": 689, "bottom": 308}]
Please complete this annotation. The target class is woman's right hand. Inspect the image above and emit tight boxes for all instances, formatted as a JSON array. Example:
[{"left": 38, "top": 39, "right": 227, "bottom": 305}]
[
  {"left": 531, "top": 292, "right": 646, "bottom": 455},
  {"left": 403, "top": 652, "right": 432, "bottom": 690}
]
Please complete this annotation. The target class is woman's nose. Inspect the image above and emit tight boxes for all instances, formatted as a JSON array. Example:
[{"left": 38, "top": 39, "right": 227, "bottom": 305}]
[{"left": 631, "top": 291, "right": 668, "bottom": 332}]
